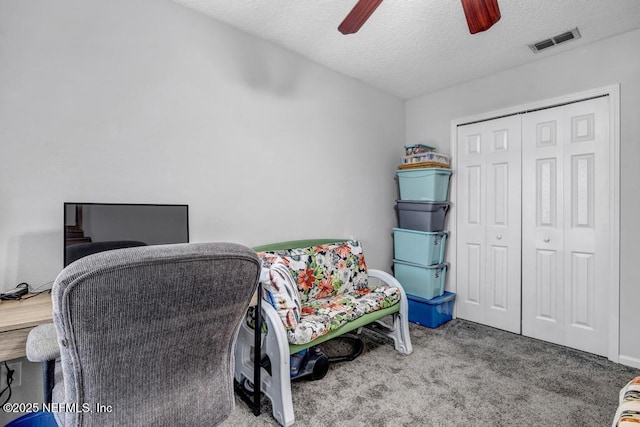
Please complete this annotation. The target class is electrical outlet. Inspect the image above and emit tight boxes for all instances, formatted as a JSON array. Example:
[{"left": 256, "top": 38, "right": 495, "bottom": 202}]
[{"left": 0, "top": 361, "right": 22, "bottom": 388}]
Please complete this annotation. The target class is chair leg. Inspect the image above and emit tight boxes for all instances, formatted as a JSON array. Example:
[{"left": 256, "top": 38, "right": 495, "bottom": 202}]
[{"left": 43, "top": 360, "right": 55, "bottom": 404}]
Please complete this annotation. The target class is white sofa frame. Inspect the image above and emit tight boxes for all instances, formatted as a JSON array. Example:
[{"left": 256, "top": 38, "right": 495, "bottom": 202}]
[{"left": 234, "top": 268, "right": 412, "bottom": 426}]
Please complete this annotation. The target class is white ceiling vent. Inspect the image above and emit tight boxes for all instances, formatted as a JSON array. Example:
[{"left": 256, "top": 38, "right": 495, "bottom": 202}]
[{"left": 529, "top": 28, "right": 581, "bottom": 53}]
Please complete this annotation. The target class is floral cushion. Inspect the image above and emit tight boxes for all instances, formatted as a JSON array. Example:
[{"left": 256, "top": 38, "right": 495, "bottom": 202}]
[
  {"left": 287, "top": 284, "right": 400, "bottom": 345},
  {"left": 258, "top": 240, "right": 369, "bottom": 304},
  {"left": 254, "top": 241, "right": 401, "bottom": 345}
]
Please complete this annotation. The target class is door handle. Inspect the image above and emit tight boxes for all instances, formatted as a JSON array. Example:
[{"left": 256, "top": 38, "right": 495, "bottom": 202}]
[
  {"left": 543, "top": 237, "right": 550, "bottom": 243},
  {"left": 496, "top": 235, "right": 503, "bottom": 240}
]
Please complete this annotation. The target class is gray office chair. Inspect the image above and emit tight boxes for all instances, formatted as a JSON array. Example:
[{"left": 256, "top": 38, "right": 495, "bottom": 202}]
[{"left": 26, "top": 242, "right": 260, "bottom": 426}]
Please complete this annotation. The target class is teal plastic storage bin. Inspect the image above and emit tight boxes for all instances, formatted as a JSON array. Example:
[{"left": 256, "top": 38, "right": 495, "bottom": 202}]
[
  {"left": 396, "top": 168, "right": 452, "bottom": 201},
  {"left": 408, "top": 292, "right": 456, "bottom": 328},
  {"left": 393, "top": 260, "right": 448, "bottom": 300},
  {"left": 393, "top": 228, "right": 448, "bottom": 265}
]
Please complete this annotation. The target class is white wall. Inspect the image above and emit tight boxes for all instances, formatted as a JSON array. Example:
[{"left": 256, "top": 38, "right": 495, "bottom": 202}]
[
  {"left": 406, "top": 29, "right": 640, "bottom": 366},
  {"left": 0, "top": 0, "right": 404, "bottom": 292},
  {"left": 0, "top": 0, "right": 403, "bottom": 421}
]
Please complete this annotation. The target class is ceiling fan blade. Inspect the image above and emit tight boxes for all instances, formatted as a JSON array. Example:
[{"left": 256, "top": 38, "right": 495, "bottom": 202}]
[
  {"left": 461, "top": 0, "right": 501, "bottom": 34},
  {"left": 338, "top": 0, "right": 384, "bottom": 35}
]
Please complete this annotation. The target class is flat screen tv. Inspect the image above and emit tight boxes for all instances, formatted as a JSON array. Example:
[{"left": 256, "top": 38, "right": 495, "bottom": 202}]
[{"left": 64, "top": 203, "right": 189, "bottom": 267}]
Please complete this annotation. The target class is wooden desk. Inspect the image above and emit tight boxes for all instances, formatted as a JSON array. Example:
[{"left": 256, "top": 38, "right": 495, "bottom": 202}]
[{"left": 0, "top": 293, "right": 53, "bottom": 362}]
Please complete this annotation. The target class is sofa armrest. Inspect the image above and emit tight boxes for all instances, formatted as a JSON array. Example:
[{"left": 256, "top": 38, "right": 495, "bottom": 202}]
[
  {"left": 26, "top": 323, "right": 60, "bottom": 362},
  {"left": 368, "top": 269, "right": 404, "bottom": 292},
  {"left": 367, "top": 269, "right": 413, "bottom": 355},
  {"left": 369, "top": 268, "right": 410, "bottom": 310}
]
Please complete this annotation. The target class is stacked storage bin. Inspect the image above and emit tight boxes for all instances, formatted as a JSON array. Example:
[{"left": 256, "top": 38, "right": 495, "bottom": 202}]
[{"left": 394, "top": 144, "right": 456, "bottom": 328}]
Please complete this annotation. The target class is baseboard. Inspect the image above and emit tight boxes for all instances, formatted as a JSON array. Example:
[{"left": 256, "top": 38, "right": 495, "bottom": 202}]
[{"left": 618, "top": 355, "right": 640, "bottom": 370}]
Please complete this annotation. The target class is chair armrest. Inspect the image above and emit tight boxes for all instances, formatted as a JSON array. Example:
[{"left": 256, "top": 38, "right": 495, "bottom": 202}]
[{"left": 26, "top": 323, "right": 60, "bottom": 362}]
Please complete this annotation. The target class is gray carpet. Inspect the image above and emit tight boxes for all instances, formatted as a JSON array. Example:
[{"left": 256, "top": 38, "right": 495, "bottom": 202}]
[{"left": 222, "top": 319, "right": 640, "bottom": 426}]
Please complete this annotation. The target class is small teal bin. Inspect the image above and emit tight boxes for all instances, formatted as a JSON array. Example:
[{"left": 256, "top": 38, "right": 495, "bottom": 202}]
[
  {"left": 408, "top": 291, "right": 456, "bottom": 328},
  {"left": 396, "top": 167, "right": 452, "bottom": 201},
  {"left": 393, "top": 259, "right": 448, "bottom": 300},
  {"left": 393, "top": 228, "right": 448, "bottom": 265}
]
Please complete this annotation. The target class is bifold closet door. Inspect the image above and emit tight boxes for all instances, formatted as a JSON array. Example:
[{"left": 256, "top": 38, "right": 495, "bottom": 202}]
[
  {"left": 456, "top": 115, "right": 522, "bottom": 334},
  {"left": 521, "top": 96, "right": 610, "bottom": 357}
]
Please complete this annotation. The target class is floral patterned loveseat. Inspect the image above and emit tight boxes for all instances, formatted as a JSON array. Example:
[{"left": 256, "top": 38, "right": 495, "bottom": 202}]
[{"left": 234, "top": 239, "right": 413, "bottom": 427}]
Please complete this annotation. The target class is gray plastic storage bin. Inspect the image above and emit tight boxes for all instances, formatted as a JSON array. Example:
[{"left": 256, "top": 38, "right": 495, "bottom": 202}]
[{"left": 396, "top": 200, "right": 449, "bottom": 232}]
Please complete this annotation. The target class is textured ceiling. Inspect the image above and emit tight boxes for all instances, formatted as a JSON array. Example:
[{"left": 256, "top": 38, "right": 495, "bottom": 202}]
[{"left": 172, "top": 0, "right": 640, "bottom": 99}]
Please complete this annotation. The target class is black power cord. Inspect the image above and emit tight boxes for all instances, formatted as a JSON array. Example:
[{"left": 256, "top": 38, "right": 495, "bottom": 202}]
[
  {"left": 0, "top": 361, "right": 15, "bottom": 405},
  {"left": 0, "top": 281, "right": 53, "bottom": 301},
  {"left": 0, "top": 283, "right": 29, "bottom": 301}
]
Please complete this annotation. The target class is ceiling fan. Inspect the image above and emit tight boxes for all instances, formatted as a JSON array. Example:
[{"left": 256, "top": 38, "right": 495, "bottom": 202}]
[{"left": 338, "top": 0, "right": 501, "bottom": 35}]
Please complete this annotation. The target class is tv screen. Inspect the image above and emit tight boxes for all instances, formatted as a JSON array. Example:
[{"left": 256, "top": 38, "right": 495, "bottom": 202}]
[{"left": 64, "top": 203, "right": 189, "bottom": 267}]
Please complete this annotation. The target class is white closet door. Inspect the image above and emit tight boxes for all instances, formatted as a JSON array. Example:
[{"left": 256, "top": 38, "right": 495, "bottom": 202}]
[
  {"left": 521, "top": 106, "right": 565, "bottom": 345},
  {"left": 522, "top": 96, "right": 610, "bottom": 356},
  {"left": 456, "top": 115, "right": 522, "bottom": 333}
]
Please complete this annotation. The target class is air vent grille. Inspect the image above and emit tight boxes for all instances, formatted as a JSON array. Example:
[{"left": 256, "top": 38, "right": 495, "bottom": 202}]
[
  {"left": 553, "top": 30, "right": 576, "bottom": 44},
  {"left": 529, "top": 28, "right": 581, "bottom": 53},
  {"left": 534, "top": 39, "right": 555, "bottom": 51}
]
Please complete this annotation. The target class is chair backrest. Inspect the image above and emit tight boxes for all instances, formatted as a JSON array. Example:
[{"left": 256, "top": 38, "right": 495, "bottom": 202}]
[{"left": 51, "top": 242, "right": 260, "bottom": 426}]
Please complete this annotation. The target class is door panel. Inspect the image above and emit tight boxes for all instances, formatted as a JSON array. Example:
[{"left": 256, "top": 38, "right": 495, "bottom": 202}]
[
  {"left": 465, "top": 243, "right": 482, "bottom": 304},
  {"left": 569, "top": 251, "right": 595, "bottom": 329},
  {"left": 488, "top": 245, "right": 508, "bottom": 310},
  {"left": 489, "top": 162, "right": 509, "bottom": 225},
  {"left": 535, "top": 249, "right": 559, "bottom": 322},
  {"left": 522, "top": 107, "right": 564, "bottom": 345},
  {"left": 522, "top": 96, "right": 609, "bottom": 356},
  {"left": 536, "top": 158, "right": 557, "bottom": 227},
  {"left": 456, "top": 115, "right": 521, "bottom": 333},
  {"left": 467, "top": 165, "right": 482, "bottom": 224},
  {"left": 457, "top": 129, "right": 486, "bottom": 323},
  {"left": 562, "top": 97, "right": 609, "bottom": 356}
]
